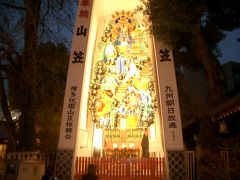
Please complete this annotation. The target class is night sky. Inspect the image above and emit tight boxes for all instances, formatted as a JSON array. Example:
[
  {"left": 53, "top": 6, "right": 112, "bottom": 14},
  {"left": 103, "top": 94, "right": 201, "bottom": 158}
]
[{"left": 218, "top": 29, "right": 240, "bottom": 64}]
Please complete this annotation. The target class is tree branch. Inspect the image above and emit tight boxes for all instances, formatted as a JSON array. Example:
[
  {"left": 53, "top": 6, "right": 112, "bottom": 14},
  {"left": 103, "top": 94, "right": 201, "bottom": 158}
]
[{"left": 0, "top": 3, "right": 26, "bottom": 11}]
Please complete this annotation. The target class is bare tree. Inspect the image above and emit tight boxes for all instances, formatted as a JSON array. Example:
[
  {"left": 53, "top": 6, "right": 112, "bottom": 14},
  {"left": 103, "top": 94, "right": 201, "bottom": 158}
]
[{"left": 0, "top": 0, "right": 76, "bottom": 151}]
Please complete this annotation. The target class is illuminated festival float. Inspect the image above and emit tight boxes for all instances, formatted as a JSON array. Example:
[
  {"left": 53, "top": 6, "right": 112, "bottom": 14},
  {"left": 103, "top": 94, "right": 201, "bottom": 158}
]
[
  {"left": 89, "top": 10, "right": 160, "bottom": 157},
  {"left": 55, "top": 0, "right": 184, "bottom": 179}
]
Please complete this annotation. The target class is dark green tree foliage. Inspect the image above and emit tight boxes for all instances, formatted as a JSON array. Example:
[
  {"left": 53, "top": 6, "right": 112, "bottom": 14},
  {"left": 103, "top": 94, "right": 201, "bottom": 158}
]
[
  {"left": 140, "top": 0, "right": 240, "bottom": 104},
  {"left": 36, "top": 42, "right": 68, "bottom": 155},
  {"left": 205, "top": 0, "right": 240, "bottom": 31},
  {"left": 140, "top": 0, "right": 198, "bottom": 47},
  {"left": 8, "top": 42, "right": 68, "bottom": 152},
  {"left": 140, "top": 0, "right": 240, "bottom": 179}
]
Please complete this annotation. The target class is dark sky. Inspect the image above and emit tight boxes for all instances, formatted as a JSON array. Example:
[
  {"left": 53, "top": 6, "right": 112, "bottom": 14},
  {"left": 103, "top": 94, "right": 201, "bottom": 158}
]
[{"left": 218, "top": 29, "right": 240, "bottom": 64}]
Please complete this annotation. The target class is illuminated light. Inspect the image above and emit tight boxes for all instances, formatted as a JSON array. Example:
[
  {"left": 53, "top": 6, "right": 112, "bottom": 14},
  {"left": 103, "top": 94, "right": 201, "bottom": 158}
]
[
  {"left": 120, "top": 118, "right": 126, "bottom": 130},
  {"left": 160, "top": 152, "right": 165, "bottom": 158},
  {"left": 219, "top": 121, "right": 228, "bottom": 134},
  {"left": 88, "top": 7, "right": 157, "bottom": 130},
  {"left": 129, "top": 143, "right": 134, "bottom": 149},
  {"left": 113, "top": 143, "right": 118, "bottom": 149},
  {"left": 93, "top": 126, "right": 103, "bottom": 149},
  {"left": 150, "top": 125, "right": 155, "bottom": 139},
  {"left": 121, "top": 143, "right": 126, "bottom": 149},
  {"left": 105, "top": 42, "right": 117, "bottom": 61}
]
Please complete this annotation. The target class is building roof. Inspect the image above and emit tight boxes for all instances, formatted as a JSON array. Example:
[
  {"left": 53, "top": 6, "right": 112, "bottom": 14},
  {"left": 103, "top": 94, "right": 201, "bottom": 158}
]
[{"left": 211, "top": 93, "right": 240, "bottom": 122}]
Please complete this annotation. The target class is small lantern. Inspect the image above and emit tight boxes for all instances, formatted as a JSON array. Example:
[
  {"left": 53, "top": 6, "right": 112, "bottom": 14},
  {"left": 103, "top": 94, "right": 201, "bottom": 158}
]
[
  {"left": 113, "top": 143, "right": 118, "bottom": 149},
  {"left": 129, "top": 143, "right": 134, "bottom": 149},
  {"left": 219, "top": 121, "right": 228, "bottom": 134}
]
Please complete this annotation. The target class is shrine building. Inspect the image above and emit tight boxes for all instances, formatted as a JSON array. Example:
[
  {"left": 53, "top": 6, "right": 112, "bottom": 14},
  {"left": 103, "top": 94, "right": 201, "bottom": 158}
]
[{"left": 55, "top": 0, "right": 185, "bottom": 179}]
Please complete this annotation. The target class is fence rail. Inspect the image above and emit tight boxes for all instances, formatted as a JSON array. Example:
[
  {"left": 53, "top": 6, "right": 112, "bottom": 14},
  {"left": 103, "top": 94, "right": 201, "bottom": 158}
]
[
  {"left": 75, "top": 157, "right": 164, "bottom": 180},
  {"left": 185, "top": 151, "right": 196, "bottom": 180}
]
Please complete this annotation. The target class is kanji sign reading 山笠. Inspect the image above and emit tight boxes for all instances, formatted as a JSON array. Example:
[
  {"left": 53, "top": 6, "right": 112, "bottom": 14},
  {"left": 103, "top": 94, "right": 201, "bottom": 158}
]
[{"left": 58, "top": 0, "right": 93, "bottom": 149}]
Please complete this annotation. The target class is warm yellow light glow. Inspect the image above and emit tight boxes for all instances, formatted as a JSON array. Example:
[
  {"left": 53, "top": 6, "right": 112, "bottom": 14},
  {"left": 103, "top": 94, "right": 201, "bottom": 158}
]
[
  {"left": 120, "top": 118, "right": 126, "bottom": 130},
  {"left": 129, "top": 143, "right": 134, "bottom": 149},
  {"left": 121, "top": 143, "right": 126, "bottom": 149},
  {"left": 94, "top": 0, "right": 142, "bottom": 20},
  {"left": 88, "top": 8, "right": 158, "bottom": 130},
  {"left": 93, "top": 126, "right": 103, "bottom": 149},
  {"left": 74, "top": 0, "right": 165, "bottom": 158},
  {"left": 113, "top": 143, "right": 118, "bottom": 149},
  {"left": 150, "top": 125, "right": 156, "bottom": 139},
  {"left": 160, "top": 152, "right": 165, "bottom": 158}
]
